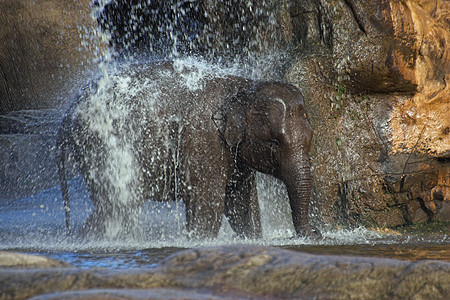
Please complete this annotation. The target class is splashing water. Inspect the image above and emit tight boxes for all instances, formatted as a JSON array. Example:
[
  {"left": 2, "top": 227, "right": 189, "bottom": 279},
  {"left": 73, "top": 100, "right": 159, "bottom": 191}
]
[
  {"left": 0, "top": 55, "right": 385, "bottom": 248},
  {"left": 57, "top": 57, "right": 298, "bottom": 244},
  {"left": 1, "top": 170, "right": 448, "bottom": 268},
  {"left": 0, "top": 173, "right": 397, "bottom": 251},
  {"left": 2, "top": 174, "right": 447, "bottom": 255}
]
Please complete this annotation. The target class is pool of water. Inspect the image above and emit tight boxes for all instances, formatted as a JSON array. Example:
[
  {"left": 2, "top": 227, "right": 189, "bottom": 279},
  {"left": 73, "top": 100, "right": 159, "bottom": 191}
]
[
  {"left": 26, "top": 240, "right": 447, "bottom": 270},
  {"left": 285, "top": 241, "right": 450, "bottom": 262},
  {"left": 1, "top": 179, "right": 448, "bottom": 269}
]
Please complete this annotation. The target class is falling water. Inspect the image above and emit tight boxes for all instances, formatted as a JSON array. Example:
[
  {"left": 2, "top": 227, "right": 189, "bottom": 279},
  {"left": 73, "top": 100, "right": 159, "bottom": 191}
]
[
  {"left": 58, "top": 0, "right": 299, "bottom": 243},
  {"left": 0, "top": 1, "right": 296, "bottom": 248}
]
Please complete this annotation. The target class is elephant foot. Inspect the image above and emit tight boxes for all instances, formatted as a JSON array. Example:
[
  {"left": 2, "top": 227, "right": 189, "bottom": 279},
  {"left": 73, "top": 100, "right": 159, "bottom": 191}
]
[{"left": 296, "top": 224, "right": 322, "bottom": 240}]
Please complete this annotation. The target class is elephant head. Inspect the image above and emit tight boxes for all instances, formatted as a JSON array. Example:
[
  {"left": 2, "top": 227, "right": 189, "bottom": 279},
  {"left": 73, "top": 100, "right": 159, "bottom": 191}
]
[{"left": 214, "top": 81, "right": 321, "bottom": 238}]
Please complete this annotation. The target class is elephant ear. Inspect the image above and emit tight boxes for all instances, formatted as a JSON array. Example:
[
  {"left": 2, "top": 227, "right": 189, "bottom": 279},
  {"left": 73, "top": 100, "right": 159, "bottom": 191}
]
[{"left": 212, "top": 95, "right": 245, "bottom": 148}]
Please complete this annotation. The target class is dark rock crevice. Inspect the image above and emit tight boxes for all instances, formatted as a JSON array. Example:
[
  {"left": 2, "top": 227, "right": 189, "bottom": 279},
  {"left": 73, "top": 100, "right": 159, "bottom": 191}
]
[{"left": 343, "top": 0, "right": 367, "bottom": 35}]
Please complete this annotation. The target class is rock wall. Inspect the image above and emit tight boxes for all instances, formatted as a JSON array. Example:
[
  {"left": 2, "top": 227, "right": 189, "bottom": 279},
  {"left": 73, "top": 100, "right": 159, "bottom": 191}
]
[
  {"left": 283, "top": 0, "right": 449, "bottom": 227},
  {"left": 0, "top": 110, "right": 63, "bottom": 199},
  {"left": 0, "top": 0, "right": 103, "bottom": 197},
  {"left": 0, "top": 0, "right": 103, "bottom": 114}
]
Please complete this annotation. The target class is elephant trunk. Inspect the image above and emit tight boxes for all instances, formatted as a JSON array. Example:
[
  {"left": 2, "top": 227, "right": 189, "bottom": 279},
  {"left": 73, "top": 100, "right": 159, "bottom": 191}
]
[{"left": 281, "top": 154, "right": 317, "bottom": 237}]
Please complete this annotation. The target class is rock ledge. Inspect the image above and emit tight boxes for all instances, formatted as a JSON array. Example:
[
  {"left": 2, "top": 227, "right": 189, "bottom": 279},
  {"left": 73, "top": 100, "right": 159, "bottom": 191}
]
[{"left": 1, "top": 245, "right": 448, "bottom": 299}]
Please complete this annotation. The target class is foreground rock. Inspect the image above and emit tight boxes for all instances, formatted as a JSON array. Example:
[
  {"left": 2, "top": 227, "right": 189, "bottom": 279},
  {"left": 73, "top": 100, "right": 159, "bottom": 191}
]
[
  {"left": 0, "top": 252, "right": 70, "bottom": 269},
  {"left": 1, "top": 245, "right": 448, "bottom": 299}
]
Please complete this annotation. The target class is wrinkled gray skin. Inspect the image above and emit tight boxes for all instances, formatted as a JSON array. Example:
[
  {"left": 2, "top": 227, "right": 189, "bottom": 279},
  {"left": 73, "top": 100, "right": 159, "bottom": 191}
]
[{"left": 58, "top": 61, "right": 321, "bottom": 239}]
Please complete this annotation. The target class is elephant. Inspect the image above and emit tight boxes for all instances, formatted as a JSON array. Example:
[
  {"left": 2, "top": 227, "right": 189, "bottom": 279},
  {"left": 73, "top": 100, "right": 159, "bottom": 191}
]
[{"left": 57, "top": 60, "right": 321, "bottom": 239}]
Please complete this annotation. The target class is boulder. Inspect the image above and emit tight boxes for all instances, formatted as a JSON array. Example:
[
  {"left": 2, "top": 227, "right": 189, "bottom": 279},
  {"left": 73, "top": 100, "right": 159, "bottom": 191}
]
[
  {"left": 0, "top": 251, "right": 70, "bottom": 269},
  {"left": 30, "top": 288, "right": 235, "bottom": 300},
  {"left": 1, "top": 246, "right": 449, "bottom": 299}
]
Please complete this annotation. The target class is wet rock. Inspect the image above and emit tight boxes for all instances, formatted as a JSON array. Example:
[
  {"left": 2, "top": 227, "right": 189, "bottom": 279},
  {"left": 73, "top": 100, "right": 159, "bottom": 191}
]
[
  {"left": 95, "top": 0, "right": 292, "bottom": 78},
  {"left": 0, "top": 252, "right": 70, "bottom": 268},
  {"left": 0, "top": 110, "right": 77, "bottom": 200},
  {"left": 0, "top": 110, "right": 61, "bottom": 135},
  {"left": 1, "top": 245, "right": 449, "bottom": 300},
  {"left": 0, "top": 134, "right": 57, "bottom": 199},
  {"left": 407, "top": 199, "right": 429, "bottom": 223},
  {"left": 95, "top": 0, "right": 208, "bottom": 57}
]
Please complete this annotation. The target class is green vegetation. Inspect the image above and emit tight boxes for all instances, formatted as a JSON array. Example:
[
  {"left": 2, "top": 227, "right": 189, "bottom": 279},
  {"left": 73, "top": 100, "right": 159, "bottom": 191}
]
[
  {"left": 332, "top": 82, "right": 346, "bottom": 119},
  {"left": 336, "top": 82, "right": 346, "bottom": 107},
  {"left": 336, "top": 82, "right": 346, "bottom": 100}
]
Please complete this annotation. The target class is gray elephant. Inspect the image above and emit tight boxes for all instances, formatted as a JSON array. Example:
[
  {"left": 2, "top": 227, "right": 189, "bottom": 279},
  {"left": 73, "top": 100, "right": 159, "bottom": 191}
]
[{"left": 57, "top": 61, "right": 321, "bottom": 239}]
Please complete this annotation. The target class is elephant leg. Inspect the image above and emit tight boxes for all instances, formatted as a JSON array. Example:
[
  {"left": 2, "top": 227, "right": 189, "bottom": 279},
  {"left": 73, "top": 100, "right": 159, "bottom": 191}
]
[
  {"left": 80, "top": 177, "right": 110, "bottom": 237},
  {"left": 80, "top": 171, "right": 139, "bottom": 238},
  {"left": 81, "top": 194, "right": 141, "bottom": 239},
  {"left": 182, "top": 153, "right": 228, "bottom": 239},
  {"left": 75, "top": 138, "right": 142, "bottom": 238},
  {"left": 81, "top": 206, "right": 106, "bottom": 237},
  {"left": 224, "top": 167, "right": 262, "bottom": 239},
  {"left": 184, "top": 179, "right": 225, "bottom": 239}
]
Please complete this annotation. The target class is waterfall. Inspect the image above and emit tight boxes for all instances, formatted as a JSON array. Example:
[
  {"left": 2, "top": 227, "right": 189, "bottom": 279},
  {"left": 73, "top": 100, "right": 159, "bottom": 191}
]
[{"left": 69, "top": 0, "right": 298, "bottom": 242}]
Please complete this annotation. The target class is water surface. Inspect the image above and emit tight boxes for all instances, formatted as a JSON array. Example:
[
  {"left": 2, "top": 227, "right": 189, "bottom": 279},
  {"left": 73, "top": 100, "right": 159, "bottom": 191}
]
[{"left": 1, "top": 178, "right": 448, "bottom": 269}]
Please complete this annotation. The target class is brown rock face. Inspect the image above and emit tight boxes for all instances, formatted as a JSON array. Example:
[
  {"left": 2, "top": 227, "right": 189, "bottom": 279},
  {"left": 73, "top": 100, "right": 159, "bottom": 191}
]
[
  {"left": 389, "top": 1, "right": 449, "bottom": 157},
  {"left": 284, "top": 0, "right": 449, "bottom": 227},
  {"left": 0, "top": 0, "right": 104, "bottom": 114}
]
